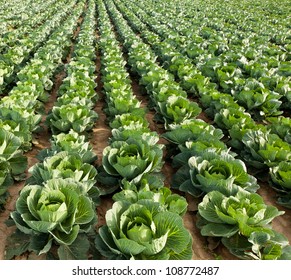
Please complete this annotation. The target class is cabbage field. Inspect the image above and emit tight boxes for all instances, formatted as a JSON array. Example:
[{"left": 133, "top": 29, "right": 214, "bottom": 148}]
[{"left": 0, "top": 0, "right": 291, "bottom": 260}]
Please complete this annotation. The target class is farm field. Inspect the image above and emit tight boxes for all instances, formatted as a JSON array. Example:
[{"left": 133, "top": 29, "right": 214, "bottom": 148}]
[{"left": 0, "top": 0, "right": 291, "bottom": 260}]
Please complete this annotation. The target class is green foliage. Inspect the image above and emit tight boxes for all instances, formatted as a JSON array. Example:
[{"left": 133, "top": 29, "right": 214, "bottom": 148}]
[
  {"left": 267, "top": 116, "right": 291, "bottom": 144},
  {"left": 113, "top": 186, "right": 188, "bottom": 216},
  {"left": 0, "top": 128, "right": 27, "bottom": 179},
  {"left": 198, "top": 190, "right": 284, "bottom": 240},
  {"left": 222, "top": 230, "right": 291, "bottom": 260},
  {"left": 36, "top": 130, "right": 97, "bottom": 164},
  {"left": 163, "top": 119, "right": 223, "bottom": 147},
  {"left": 0, "top": 108, "right": 32, "bottom": 151},
  {"left": 47, "top": 104, "right": 98, "bottom": 134},
  {"left": 233, "top": 86, "right": 282, "bottom": 118},
  {"left": 109, "top": 112, "right": 148, "bottom": 130},
  {"left": 102, "top": 137, "right": 164, "bottom": 184},
  {"left": 156, "top": 95, "right": 201, "bottom": 127},
  {"left": 269, "top": 162, "right": 291, "bottom": 208},
  {"left": 241, "top": 129, "right": 291, "bottom": 169},
  {"left": 27, "top": 151, "right": 98, "bottom": 194},
  {"left": 214, "top": 107, "right": 254, "bottom": 132},
  {"left": 95, "top": 199, "right": 192, "bottom": 260},
  {"left": 172, "top": 150, "right": 259, "bottom": 197},
  {"left": 11, "top": 178, "right": 97, "bottom": 255}
]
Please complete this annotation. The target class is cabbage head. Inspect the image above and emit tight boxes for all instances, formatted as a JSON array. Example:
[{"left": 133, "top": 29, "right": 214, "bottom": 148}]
[
  {"left": 269, "top": 162, "right": 291, "bottom": 208},
  {"left": 27, "top": 151, "right": 97, "bottom": 192},
  {"left": 198, "top": 190, "right": 284, "bottom": 238},
  {"left": 173, "top": 151, "right": 259, "bottom": 197},
  {"left": 95, "top": 199, "right": 192, "bottom": 260},
  {"left": 11, "top": 178, "right": 96, "bottom": 252},
  {"left": 102, "top": 138, "right": 164, "bottom": 184}
]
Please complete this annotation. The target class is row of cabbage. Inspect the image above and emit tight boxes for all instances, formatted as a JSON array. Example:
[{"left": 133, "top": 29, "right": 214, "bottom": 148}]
[
  {"left": 122, "top": 0, "right": 289, "bottom": 117},
  {"left": 93, "top": 0, "right": 193, "bottom": 260},
  {"left": 134, "top": 0, "right": 290, "bottom": 112},
  {"left": 126, "top": 0, "right": 290, "bottom": 146},
  {"left": 2, "top": 0, "right": 290, "bottom": 260},
  {"left": 0, "top": 0, "right": 61, "bottom": 43},
  {"left": 0, "top": 0, "right": 78, "bottom": 93},
  {"left": 2, "top": 0, "right": 193, "bottom": 261},
  {"left": 116, "top": 0, "right": 291, "bottom": 209},
  {"left": 0, "top": 0, "right": 57, "bottom": 37},
  {"left": 3, "top": 0, "right": 99, "bottom": 260},
  {"left": 0, "top": 0, "right": 84, "bottom": 209},
  {"left": 107, "top": 0, "right": 291, "bottom": 259}
]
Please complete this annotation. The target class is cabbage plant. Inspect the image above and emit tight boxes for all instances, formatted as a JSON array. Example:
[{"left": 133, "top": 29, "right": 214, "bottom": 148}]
[
  {"left": 233, "top": 86, "right": 282, "bottom": 118},
  {"left": 95, "top": 199, "right": 192, "bottom": 260},
  {"left": 198, "top": 190, "right": 284, "bottom": 239},
  {"left": 102, "top": 137, "right": 164, "bottom": 184},
  {"left": 172, "top": 137, "right": 233, "bottom": 169},
  {"left": 27, "top": 151, "right": 98, "bottom": 193},
  {"left": 241, "top": 128, "right": 291, "bottom": 169},
  {"left": 36, "top": 130, "right": 97, "bottom": 164},
  {"left": 0, "top": 159, "right": 13, "bottom": 206},
  {"left": 222, "top": 230, "right": 291, "bottom": 260},
  {"left": 109, "top": 113, "right": 148, "bottom": 130},
  {"left": 104, "top": 96, "right": 141, "bottom": 118},
  {"left": 113, "top": 186, "right": 188, "bottom": 216},
  {"left": 269, "top": 162, "right": 291, "bottom": 208},
  {"left": 11, "top": 178, "right": 97, "bottom": 253},
  {"left": 214, "top": 107, "right": 253, "bottom": 131},
  {"left": 0, "top": 108, "right": 32, "bottom": 151},
  {"left": 163, "top": 118, "right": 223, "bottom": 146},
  {"left": 270, "top": 162, "right": 291, "bottom": 192},
  {"left": 47, "top": 104, "right": 98, "bottom": 134},
  {"left": 267, "top": 116, "right": 291, "bottom": 144},
  {"left": 0, "top": 128, "right": 27, "bottom": 180},
  {"left": 156, "top": 95, "right": 201, "bottom": 127},
  {"left": 197, "top": 190, "right": 288, "bottom": 259},
  {"left": 172, "top": 151, "right": 259, "bottom": 197}
]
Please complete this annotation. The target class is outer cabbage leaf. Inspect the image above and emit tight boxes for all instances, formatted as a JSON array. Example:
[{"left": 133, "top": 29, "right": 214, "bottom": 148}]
[{"left": 172, "top": 151, "right": 259, "bottom": 197}]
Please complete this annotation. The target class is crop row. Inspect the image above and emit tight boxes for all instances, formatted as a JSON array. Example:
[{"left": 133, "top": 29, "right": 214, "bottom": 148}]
[
  {"left": 4, "top": 0, "right": 101, "bottom": 260},
  {"left": 105, "top": 0, "right": 291, "bottom": 259},
  {"left": 112, "top": 0, "right": 291, "bottom": 210},
  {"left": 0, "top": 0, "right": 79, "bottom": 93},
  {"left": 0, "top": 0, "right": 59, "bottom": 37},
  {"left": 94, "top": 0, "right": 193, "bottom": 259},
  {"left": 0, "top": 0, "right": 86, "bottom": 211}
]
